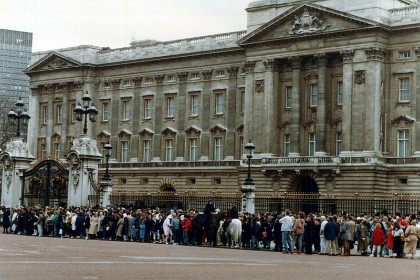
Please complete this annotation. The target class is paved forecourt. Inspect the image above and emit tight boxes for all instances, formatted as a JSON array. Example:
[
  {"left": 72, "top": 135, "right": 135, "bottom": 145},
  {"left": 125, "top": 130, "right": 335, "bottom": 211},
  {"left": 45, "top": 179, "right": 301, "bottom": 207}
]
[{"left": 0, "top": 234, "right": 419, "bottom": 280}]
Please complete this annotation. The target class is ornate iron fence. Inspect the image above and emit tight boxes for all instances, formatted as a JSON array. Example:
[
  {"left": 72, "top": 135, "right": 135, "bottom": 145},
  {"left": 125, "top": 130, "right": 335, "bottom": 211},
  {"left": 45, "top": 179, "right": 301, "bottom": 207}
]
[{"left": 108, "top": 191, "right": 420, "bottom": 216}]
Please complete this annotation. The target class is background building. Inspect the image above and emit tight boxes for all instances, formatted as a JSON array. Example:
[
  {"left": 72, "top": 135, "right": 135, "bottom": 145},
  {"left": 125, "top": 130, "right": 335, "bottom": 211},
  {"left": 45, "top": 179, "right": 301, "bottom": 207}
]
[
  {"left": 23, "top": 0, "right": 420, "bottom": 209},
  {"left": 0, "top": 29, "right": 32, "bottom": 145}
]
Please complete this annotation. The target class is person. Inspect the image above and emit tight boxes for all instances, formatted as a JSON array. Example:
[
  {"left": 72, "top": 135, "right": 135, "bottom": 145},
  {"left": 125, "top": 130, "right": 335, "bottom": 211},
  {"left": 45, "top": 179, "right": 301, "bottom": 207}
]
[
  {"left": 88, "top": 212, "right": 98, "bottom": 239},
  {"left": 340, "top": 216, "right": 352, "bottom": 256},
  {"left": 403, "top": 219, "right": 419, "bottom": 259},
  {"left": 385, "top": 222, "right": 393, "bottom": 257},
  {"left": 273, "top": 216, "right": 282, "bottom": 252},
  {"left": 163, "top": 214, "right": 172, "bottom": 244},
  {"left": 204, "top": 200, "right": 215, "bottom": 216},
  {"left": 357, "top": 219, "right": 369, "bottom": 256},
  {"left": 370, "top": 223, "right": 384, "bottom": 257},
  {"left": 319, "top": 216, "right": 327, "bottom": 255},
  {"left": 171, "top": 214, "right": 180, "bottom": 245},
  {"left": 324, "top": 216, "right": 339, "bottom": 256},
  {"left": 2, "top": 207, "right": 11, "bottom": 234},
  {"left": 229, "top": 204, "right": 238, "bottom": 220},
  {"left": 279, "top": 210, "right": 294, "bottom": 254},
  {"left": 181, "top": 214, "right": 191, "bottom": 245},
  {"left": 292, "top": 212, "right": 305, "bottom": 254},
  {"left": 392, "top": 221, "right": 404, "bottom": 258}
]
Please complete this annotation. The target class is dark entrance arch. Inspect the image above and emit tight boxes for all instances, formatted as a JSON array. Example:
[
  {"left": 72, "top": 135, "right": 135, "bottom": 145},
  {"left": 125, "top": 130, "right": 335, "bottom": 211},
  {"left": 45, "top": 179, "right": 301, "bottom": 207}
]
[
  {"left": 22, "top": 158, "right": 69, "bottom": 207},
  {"left": 291, "top": 174, "right": 319, "bottom": 214}
]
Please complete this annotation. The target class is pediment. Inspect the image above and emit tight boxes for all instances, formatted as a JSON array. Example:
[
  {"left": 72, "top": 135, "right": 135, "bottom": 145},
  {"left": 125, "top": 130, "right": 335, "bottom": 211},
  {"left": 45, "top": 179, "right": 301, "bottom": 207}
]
[
  {"left": 184, "top": 126, "right": 202, "bottom": 135},
  {"left": 161, "top": 127, "right": 177, "bottom": 136},
  {"left": 25, "top": 52, "right": 82, "bottom": 73},
  {"left": 239, "top": 4, "right": 383, "bottom": 46},
  {"left": 391, "top": 115, "right": 415, "bottom": 125}
]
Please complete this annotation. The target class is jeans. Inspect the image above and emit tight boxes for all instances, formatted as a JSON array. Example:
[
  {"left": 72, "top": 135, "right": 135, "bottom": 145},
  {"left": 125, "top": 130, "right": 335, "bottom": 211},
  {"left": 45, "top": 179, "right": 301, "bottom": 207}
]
[
  {"left": 293, "top": 234, "right": 303, "bottom": 253},
  {"left": 320, "top": 237, "right": 327, "bottom": 253},
  {"left": 251, "top": 235, "right": 259, "bottom": 248},
  {"left": 183, "top": 230, "right": 189, "bottom": 244},
  {"left": 282, "top": 231, "right": 292, "bottom": 252}
]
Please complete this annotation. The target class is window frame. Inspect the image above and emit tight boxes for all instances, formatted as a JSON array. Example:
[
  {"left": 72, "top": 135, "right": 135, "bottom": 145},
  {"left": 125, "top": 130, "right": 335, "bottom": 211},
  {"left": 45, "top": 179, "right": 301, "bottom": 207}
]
[
  {"left": 215, "top": 91, "right": 224, "bottom": 115},
  {"left": 285, "top": 86, "right": 292, "bottom": 109},
  {"left": 399, "top": 77, "right": 410, "bottom": 102},
  {"left": 397, "top": 129, "right": 409, "bottom": 157},
  {"left": 310, "top": 84, "right": 318, "bottom": 107},
  {"left": 309, "top": 133, "right": 316, "bottom": 156}
]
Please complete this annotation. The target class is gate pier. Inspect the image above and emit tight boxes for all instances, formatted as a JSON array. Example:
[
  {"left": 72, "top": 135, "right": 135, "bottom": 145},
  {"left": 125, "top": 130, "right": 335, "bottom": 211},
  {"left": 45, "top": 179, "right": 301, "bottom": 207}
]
[{"left": 0, "top": 138, "right": 34, "bottom": 208}]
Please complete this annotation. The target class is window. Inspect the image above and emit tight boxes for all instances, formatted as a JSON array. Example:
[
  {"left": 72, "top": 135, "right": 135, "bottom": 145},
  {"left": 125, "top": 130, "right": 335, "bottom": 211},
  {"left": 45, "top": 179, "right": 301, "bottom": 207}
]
[
  {"left": 214, "top": 137, "right": 223, "bottom": 160},
  {"left": 167, "top": 96, "right": 175, "bottom": 117},
  {"left": 284, "top": 134, "right": 290, "bottom": 157},
  {"left": 101, "top": 102, "right": 109, "bottom": 122},
  {"left": 121, "top": 100, "right": 130, "bottom": 120},
  {"left": 398, "top": 51, "right": 411, "bottom": 59},
  {"left": 104, "top": 82, "right": 110, "bottom": 89},
  {"left": 191, "top": 94, "right": 199, "bottom": 116},
  {"left": 142, "top": 178, "right": 149, "bottom": 185},
  {"left": 399, "top": 178, "right": 408, "bottom": 185},
  {"left": 239, "top": 136, "right": 244, "bottom": 158},
  {"left": 398, "top": 130, "right": 409, "bottom": 157},
  {"left": 399, "top": 77, "right": 409, "bottom": 102},
  {"left": 123, "top": 80, "right": 131, "bottom": 87},
  {"left": 120, "top": 178, "right": 127, "bottom": 184},
  {"left": 336, "top": 132, "right": 342, "bottom": 156},
  {"left": 309, "top": 133, "right": 316, "bottom": 156},
  {"left": 240, "top": 89, "right": 245, "bottom": 113},
  {"left": 213, "top": 178, "right": 222, "bottom": 185},
  {"left": 215, "top": 92, "right": 224, "bottom": 114},
  {"left": 191, "top": 73, "right": 200, "bottom": 80},
  {"left": 145, "top": 77, "right": 153, "bottom": 84},
  {"left": 143, "top": 140, "right": 151, "bottom": 162},
  {"left": 337, "top": 81, "right": 343, "bottom": 105},
  {"left": 310, "top": 84, "right": 318, "bottom": 107},
  {"left": 121, "top": 141, "right": 129, "bottom": 162},
  {"left": 56, "top": 105, "right": 62, "bottom": 123},
  {"left": 54, "top": 143, "right": 60, "bottom": 158},
  {"left": 285, "top": 86, "right": 292, "bottom": 109},
  {"left": 167, "top": 75, "right": 176, "bottom": 82},
  {"left": 42, "top": 106, "right": 47, "bottom": 125},
  {"left": 188, "top": 178, "right": 196, "bottom": 185},
  {"left": 165, "top": 139, "right": 174, "bottom": 161},
  {"left": 189, "top": 138, "right": 198, "bottom": 161},
  {"left": 144, "top": 98, "right": 153, "bottom": 119},
  {"left": 41, "top": 143, "right": 46, "bottom": 158},
  {"left": 70, "top": 104, "right": 76, "bottom": 123},
  {"left": 216, "top": 70, "right": 225, "bottom": 77}
]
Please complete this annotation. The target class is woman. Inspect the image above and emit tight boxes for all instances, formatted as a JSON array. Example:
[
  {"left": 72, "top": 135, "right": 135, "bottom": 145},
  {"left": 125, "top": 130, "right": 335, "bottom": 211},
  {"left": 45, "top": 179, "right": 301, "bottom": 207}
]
[
  {"left": 162, "top": 214, "right": 172, "bottom": 244},
  {"left": 403, "top": 220, "right": 419, "bottom": 259},
  {"left": 393, "top": 221, "right": 404, "bottom": 258},
  {"left": 2, "top": 207, "right": 11, "bottom": 234},
  {"left": 88, "top": 212, "right": 98, "bottom": 239},
  {"left": 357, "top": 219, "right": 369, "bottom": 256},
  {"left": 293, "top": 212, "right": 305, "bottom": 254},
  {"left": 116, "top": 213, "right": 124, "bottom": 241},
  {"left": 385, "top": 222, "right": 393, "bottom": 257}
]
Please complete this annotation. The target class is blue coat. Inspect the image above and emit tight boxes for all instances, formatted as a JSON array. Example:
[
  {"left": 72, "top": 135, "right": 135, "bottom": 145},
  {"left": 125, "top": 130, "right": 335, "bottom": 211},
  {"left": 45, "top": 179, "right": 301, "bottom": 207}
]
[
  {"left": 324, "top": 221, "right": 339, "bottom": 241},
  {"left": 139, "top": 224, "right": 146, "bottom": 239}
]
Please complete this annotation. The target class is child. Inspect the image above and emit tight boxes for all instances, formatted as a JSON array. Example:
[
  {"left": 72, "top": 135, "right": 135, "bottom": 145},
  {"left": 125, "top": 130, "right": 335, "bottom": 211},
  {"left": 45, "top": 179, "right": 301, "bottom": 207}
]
[
  {"left": 385, "top": 222, "right": 393, "bottom": 257},
  {"left": 370, "top": 223, "right": 384, "bottom": 257}
]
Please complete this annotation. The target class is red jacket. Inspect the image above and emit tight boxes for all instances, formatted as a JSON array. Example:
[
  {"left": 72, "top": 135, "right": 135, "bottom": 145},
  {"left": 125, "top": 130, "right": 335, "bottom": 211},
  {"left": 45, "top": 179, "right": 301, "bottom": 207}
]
[
  {"left": 181, "top": 218, "right": 191, "bottom": 232},
  {"left": 371, "top": 227, "right": 385, "bottom": 246}
]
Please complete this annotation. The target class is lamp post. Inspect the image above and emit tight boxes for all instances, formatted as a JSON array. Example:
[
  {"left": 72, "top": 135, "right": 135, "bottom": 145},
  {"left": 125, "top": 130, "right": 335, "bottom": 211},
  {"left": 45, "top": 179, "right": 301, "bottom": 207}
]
[
  {"left": 244, "top": 140, "right": 255, "bottom": 186},
  {"left": 102, "top": 142, "right": 112, "bottom": 181},
  {"left": 100, "top": 142, "right": 112, "bottom": 207},
  {"left": 74, "top": 91, "right": 98, "bottom": 134},
  {"left": 8, "top": 97, "right": 30, "bottom": 138}
]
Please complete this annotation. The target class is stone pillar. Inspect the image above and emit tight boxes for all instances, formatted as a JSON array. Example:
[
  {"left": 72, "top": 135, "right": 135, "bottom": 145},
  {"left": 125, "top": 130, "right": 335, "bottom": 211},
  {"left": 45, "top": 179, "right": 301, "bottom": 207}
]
[
  {"left": 340, "top": 50, "right": 354, "bottom": 155},
  {"left": 225, "top": 67, "right": 239, "bottom": 160},
  {"left": 67, "top": 135, "right": 102, "bottom": 207},
  {"left": 28, "top": 86, "right": 40, "bottom": 156},
  {"left": 243, "top": 61, "right": 256, "bottom": 148},
  {"left": 289, "top": 56, "right": 302, "bottom": 156},
  {"left": 152, "top": 75, "right": 164, "bottom": 161},
  {"left": 199, "top": 69, "right": 213, "bottom": 161},
  {"left": 0, "top": 139, "right": 34, "bottom": 208},
  {"left": 176, "top": 72, "right": 188, "bottom": 161},
  {"left": 46, "top": 87, "right": 54, "bottom": 155},
  {"left": 100, "top": 179, "right": 113, "bottom": 208},
  {"left": 262, "top": 59, "right": 280, "bottom": 157},
  {"left": 364, "top": 47, "right": 385, "bottom": 155},
  {"left": 315, "top": 53, "right": 328, "bottom": 156},
  {"left": 60, "top": 83, "right": 69, "bottom": 159}
]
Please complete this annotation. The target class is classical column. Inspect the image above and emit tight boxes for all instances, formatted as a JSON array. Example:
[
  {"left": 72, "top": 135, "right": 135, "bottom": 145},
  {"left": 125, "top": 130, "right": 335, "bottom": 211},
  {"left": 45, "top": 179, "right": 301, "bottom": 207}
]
[
  {"left": 339, "top": 50, "right": 354, "bottom": 155},
  {"left": 59, "top": 82, "right": 69, "bottom": 158},
  {"left": 288, "top": 56, "right": 302, "bottom": 156},
  {"left": 152, "top": 75, "right": 164, "bottom": 160},
  {"left": 364, "top": 47, "right": 385, "bottom": 156},
  {"left": 243, "top": 61, "right": 256, "bottom": 149},
  {"left": 315, "top": 53, "right": 328, "bottom": 156},
  {"left": 130, "top": 76, "right": 142, "bottom": 162},
  {"left": 262, "top": 59, "right": 280, "bottom": 156},
  {"left": 46, "top": 85, "right": 54, "bottom": 156},
  {"left": 28, "top": 86, "right": 40, "bottom": 156},
  {"left": 225, "top": 67, "right": 239, "bottom": 160},
  {"left": 199, "top": 69, "right": 213, "bottom": 161},
  {"left": 176, "top": 72, "right": 188, "bottom": 161}
]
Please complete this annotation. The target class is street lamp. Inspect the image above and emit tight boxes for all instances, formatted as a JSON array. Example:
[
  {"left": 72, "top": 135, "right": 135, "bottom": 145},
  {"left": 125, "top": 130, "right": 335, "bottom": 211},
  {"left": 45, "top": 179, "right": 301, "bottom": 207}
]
[
  {"left": 244, "top": 140, "right": 255, "bottom": 186},
  {"left": 8, "top": 97, "right": 30, "bottom": 138},
  {"left": 74, "top": 91, "right": 98, "bottom": 134},
  {"left": 102, "top": 142, "right": 112, "bottom": 181}
]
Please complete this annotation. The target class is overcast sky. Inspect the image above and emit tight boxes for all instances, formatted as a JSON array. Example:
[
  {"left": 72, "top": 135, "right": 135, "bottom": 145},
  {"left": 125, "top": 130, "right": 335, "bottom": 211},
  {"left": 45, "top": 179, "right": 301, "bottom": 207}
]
[{"left": 0, "top": 0, "right": 254, "bottom": 52}]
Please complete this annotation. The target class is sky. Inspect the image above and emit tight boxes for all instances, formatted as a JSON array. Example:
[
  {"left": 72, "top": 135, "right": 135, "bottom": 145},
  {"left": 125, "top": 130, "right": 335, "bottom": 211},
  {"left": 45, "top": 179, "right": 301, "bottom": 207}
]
[{"left": 0, "top": 0, "right": 255, "bottom": 52}]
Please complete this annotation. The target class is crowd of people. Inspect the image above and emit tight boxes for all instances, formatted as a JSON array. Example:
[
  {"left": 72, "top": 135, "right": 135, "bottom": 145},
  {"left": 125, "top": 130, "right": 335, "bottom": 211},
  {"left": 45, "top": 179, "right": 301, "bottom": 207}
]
[{"left": 0, "top": 202, "right": 419, "bottom": 259}]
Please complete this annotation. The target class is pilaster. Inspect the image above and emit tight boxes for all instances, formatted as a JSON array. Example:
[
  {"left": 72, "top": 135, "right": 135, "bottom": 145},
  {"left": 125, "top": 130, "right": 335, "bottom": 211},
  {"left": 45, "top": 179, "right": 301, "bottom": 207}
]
[
  {"left": 340, "top": 50, "right": 354, "bottom": 155},
  {"left": 315, "top": 53, "right": 328, "bottom": 156},
  {"left": 199, "top": 69, "right": 213, "bottom": 160},
  {"left": 243, "top": 61, "right": 256, "bottom": 149},
  {"left": 289, "top": 56, "right": 302, "bottom": 156}
]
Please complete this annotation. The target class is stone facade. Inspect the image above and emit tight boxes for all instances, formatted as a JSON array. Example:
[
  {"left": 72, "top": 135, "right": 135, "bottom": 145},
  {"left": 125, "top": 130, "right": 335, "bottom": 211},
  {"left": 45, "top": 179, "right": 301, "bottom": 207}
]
[{"left": 24, "top": 0, "right": 420, "bottom": 195}]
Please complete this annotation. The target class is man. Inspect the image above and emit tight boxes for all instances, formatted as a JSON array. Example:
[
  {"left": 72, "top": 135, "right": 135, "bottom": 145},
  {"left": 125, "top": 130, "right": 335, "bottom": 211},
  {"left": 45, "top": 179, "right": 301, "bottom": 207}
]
[
  {"left": 229, "top": 204, "right": 238, "bottom": 219},
  {"left": 324, "top": 216, "right": 340, "bottom": 256},
  {"left": 279, "top": 210, "right": 294, "bottom": 254}
]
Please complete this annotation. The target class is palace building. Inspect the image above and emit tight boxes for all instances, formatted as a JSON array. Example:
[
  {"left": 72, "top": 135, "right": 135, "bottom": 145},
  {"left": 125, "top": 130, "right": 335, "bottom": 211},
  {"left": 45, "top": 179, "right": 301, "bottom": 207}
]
[{"left": 24, "top": 0, "right": 420, "bottom": 203}]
